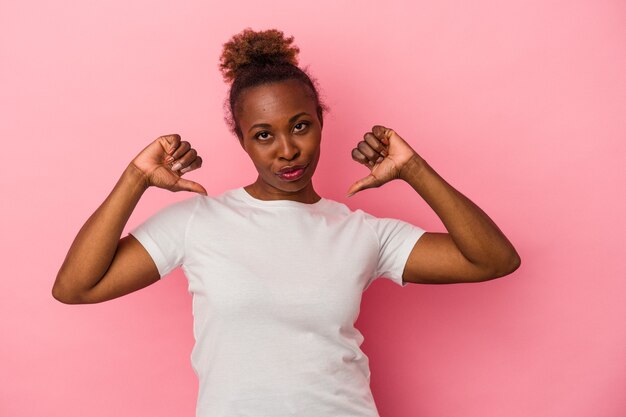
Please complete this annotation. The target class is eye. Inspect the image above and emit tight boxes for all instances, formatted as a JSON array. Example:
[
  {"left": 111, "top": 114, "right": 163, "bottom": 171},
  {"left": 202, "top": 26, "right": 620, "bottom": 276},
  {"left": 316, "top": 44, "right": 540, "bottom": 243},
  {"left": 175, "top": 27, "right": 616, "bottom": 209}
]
[
  {"left": 255, "top": 131, "right": 272, "bottom": 141},
  {"left": 293, "top": 121, "right": 310, "bottom": 133}
]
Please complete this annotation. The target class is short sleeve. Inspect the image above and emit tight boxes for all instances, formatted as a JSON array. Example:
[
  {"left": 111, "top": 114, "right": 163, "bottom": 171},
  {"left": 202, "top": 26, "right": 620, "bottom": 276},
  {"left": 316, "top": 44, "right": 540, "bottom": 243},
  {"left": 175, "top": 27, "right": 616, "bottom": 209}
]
[
  {"left": 129, "top": 195, "right": 200, "bottom": 279},
  {"left": 364, "top": 213, "right": 426, "bottom": 287}
]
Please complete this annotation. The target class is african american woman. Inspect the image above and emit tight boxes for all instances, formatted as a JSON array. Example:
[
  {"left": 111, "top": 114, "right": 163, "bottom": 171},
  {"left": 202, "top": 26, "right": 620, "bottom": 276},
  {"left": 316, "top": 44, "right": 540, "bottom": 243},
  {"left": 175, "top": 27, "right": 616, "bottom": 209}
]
[{"left": 53, "top": 28, "right": 520, "bottom": 417}]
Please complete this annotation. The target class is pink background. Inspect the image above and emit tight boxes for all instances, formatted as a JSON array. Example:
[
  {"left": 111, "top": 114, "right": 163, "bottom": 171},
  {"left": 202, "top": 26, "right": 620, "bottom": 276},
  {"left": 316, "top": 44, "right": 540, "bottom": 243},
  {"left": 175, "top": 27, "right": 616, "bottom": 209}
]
[{"left": 1, "top": 1, "right": 625, "bottom": 416}]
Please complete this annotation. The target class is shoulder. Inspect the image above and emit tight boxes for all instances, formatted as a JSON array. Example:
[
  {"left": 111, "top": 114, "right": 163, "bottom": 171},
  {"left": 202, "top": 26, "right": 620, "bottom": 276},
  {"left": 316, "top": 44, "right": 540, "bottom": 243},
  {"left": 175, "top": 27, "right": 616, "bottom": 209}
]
[
  {"left": 141, "top": 188, "right": 241, "bottom": 223},
  {"left": 319, "top": 196, "right": 384, "bottom": 217},
  {"left": 150, "top": 193, "right": 205, "bottom": 218},
  {"left": 169, "top": 187, "right": 243, "bottom": 212},
  {"left": 322, "top": 199, "right": 385, "bottom": 225},
  {"left": 317, "top": 199, "right": 389, "bottom": 239},
  {"left": 329, "top": 200, "right": 426, "bottom": 243}
]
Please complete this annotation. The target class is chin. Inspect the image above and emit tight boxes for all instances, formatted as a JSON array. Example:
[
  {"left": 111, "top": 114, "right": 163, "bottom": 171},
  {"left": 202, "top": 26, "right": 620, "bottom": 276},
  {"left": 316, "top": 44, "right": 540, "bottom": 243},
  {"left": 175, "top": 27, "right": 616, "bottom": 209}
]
[{"left": 273, "top": 179, "right": 310, "bottom": 192}]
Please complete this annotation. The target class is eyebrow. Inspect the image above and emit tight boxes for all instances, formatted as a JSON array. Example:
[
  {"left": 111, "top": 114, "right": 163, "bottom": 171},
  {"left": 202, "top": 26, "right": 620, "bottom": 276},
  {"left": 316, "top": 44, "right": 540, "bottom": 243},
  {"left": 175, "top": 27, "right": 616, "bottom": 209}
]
[{"left": 247, "top": 112, "right": 311, "bottom": 133}]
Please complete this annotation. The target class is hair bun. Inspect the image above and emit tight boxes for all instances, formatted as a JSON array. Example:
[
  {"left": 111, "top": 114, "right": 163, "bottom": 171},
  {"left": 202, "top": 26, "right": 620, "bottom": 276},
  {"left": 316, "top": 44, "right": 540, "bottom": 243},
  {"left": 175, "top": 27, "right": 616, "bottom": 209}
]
[{"left": 219, "top": 28, "right": 300, "bottom": 82}]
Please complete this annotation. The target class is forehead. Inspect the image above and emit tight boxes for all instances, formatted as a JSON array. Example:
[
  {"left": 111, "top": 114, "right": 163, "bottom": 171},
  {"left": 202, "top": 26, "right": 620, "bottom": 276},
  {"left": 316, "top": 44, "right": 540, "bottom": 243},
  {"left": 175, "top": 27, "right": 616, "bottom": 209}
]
[{"left": 237, "top": 80, "right": 317, "bottom": 126}]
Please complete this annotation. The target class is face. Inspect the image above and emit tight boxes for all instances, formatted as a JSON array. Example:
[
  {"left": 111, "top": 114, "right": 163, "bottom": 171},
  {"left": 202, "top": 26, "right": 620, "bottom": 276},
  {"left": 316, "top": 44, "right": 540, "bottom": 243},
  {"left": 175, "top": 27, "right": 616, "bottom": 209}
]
[{"left": 236, "top": 79, "right": 323, "bottom": 203}]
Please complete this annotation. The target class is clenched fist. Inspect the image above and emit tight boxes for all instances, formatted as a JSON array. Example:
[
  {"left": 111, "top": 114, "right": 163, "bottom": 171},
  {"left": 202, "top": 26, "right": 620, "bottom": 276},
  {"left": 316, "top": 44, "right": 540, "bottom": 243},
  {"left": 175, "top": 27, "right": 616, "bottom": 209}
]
[
  {"left": 347, "top": 125, "right": 418, "bottom": 197},
  {"left": 130, "top": 134, "right": 207, "bottom": 195}
]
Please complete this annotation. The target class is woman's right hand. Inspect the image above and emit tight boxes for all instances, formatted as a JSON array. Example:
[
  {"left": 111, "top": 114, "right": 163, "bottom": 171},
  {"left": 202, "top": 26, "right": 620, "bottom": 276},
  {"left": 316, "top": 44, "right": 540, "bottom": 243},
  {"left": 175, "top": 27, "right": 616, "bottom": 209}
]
[{"left": 130, "top": 133, "right": 207, "bottom": 195}]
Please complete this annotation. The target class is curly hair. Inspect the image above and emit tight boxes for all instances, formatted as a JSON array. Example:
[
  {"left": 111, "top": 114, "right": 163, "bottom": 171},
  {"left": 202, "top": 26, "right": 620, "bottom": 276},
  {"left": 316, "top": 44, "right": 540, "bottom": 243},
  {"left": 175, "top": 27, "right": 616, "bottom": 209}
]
[{"left": 219, "top": 28, "right": 327, "bottom": 139}]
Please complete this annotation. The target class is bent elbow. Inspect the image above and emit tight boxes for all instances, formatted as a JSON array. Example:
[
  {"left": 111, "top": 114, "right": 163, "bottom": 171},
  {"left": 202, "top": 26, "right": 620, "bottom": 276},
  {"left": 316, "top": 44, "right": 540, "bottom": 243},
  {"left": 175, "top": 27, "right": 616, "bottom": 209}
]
[
  {"left": 488, "top": 251, "right": 521, "bottom": 280},
  {"left": 509, "top": 252, "right": 522, "bottom": 274},
  {"left": 51, "top": 278, "right": 87, "bottom": 305},
  {"left": 51, "top": 285, "right": 75, "bottom": 304}
]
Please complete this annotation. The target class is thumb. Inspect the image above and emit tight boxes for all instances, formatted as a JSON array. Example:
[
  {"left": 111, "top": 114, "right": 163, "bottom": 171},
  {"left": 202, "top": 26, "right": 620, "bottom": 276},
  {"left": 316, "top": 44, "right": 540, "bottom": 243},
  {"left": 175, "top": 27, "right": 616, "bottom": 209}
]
[
  {"left": 346, "top": 174, "right": 380, "bottom": 197},
  {"left": 172, "top": 177, "right": 208, "bottom": 195}
]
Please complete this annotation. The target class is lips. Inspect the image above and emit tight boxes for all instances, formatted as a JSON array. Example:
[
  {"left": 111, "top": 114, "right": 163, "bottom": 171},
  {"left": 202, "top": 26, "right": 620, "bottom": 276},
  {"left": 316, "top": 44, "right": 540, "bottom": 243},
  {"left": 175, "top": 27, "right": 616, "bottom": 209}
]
[
  {"left": 276, "top": 164, "right": 308, "bottom": 181},
  {"left": 276, "top": 164, "right": 307, "bottom": 174}
]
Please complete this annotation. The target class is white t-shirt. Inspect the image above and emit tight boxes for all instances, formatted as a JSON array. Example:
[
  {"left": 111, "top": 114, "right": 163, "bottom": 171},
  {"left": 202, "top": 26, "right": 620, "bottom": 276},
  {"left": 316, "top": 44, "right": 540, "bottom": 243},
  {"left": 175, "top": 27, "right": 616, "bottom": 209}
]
[{"left": 130, "top": 187, "right": 425, "bottom": 417}]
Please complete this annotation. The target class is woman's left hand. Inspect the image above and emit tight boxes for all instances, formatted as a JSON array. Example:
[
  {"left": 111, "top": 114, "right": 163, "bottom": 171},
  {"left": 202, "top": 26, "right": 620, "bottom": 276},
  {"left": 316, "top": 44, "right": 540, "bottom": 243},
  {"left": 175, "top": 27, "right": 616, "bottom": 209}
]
[{"left": 347, "top": 125, "right": 418, "bottom": 196}]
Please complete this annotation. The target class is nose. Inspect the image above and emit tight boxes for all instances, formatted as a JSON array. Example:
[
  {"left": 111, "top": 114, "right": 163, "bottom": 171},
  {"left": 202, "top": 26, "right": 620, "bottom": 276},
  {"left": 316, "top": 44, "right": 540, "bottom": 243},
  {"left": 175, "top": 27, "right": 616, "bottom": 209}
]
[{"left": 277, "top": 134, "right": 300, "bottom": 161}]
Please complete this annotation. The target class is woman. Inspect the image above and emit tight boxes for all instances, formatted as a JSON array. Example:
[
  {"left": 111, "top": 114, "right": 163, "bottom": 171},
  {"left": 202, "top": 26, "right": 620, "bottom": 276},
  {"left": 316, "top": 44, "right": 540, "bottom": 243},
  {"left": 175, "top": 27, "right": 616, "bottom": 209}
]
[{"left": 53, "top": 28, "right": 520, "bottom": 416}]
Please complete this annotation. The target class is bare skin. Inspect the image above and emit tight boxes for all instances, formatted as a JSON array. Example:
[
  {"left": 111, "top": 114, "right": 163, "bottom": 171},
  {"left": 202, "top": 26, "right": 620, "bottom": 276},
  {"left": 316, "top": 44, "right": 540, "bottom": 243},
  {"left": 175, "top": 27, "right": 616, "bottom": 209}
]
[
  {"left": 348, "top": 126, "right": 520, "bottom": 283},
  {"left": 236, "top": 79, "right": 322, "bottom": 204},
  {"left": 52, "top": 79, "right": 519, "bottom": 304},
  {"left": 52, "top": 135, "right": 206, "bottom": 304}
]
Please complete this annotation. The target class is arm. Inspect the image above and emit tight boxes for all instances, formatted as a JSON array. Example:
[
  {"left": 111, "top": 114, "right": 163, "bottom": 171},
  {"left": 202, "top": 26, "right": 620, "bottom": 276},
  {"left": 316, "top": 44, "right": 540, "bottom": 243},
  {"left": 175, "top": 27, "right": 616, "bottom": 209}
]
[
  {"left": 52, "top": 134, "right": 206, "bottom": 304},
  {"left": 348, "top": 126, "right": 520, "bottom": 284},
  {"left": 398, "top": 155, "right": 520, "bottom": 283}
]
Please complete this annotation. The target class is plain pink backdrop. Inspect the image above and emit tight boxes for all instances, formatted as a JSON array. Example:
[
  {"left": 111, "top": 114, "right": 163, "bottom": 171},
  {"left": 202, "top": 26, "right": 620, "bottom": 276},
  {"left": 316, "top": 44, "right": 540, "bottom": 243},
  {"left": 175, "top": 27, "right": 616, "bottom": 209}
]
[{"left": 1, "top": 1, "right": 625, "bottom": 416}]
